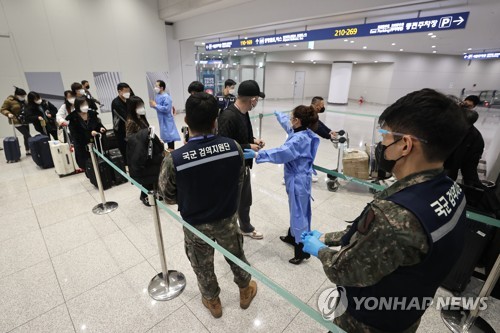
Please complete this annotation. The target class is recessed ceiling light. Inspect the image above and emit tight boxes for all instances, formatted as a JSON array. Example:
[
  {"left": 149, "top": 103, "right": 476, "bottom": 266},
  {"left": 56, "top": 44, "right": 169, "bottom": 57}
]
[
  {"left": 350, "top": 40, "right": 355, "bottom": 43},
  {"left": 374, "top": 61, "right": 378, "bottom": 63},
  {"left": 399, "top": 48, "right": 404, "bottom": 51},
  {"left": 431, "top": 35, "right": 437, "bottom": 38},
  {"left": 432, "top": 51, "right": 437, "bottom": 53},
  {"left": 463, "top": 52, "right": 467, "bottom": 55},
  {"left": 202, "top": 42, "right": 205, "bottom": 45},
  {"left": 313, "top": 62, "right": 316, "bottom": 64},
  {"left": 310, "top": 59, "right": 314, "bottom": 62},
  {"left": 201, "top": 53, "right": 205, "bottom": 55},
  {"left": 391, "top": 43, "right": 396, "bottom": 46},
  {"left": 235, "top": 50, "right": 238, "bottom": 53},
  {"left": 285, "top": 43, "right": 289, "bottom": 46},
  {"left": 428, "top": 33, "right": 433, "bottom": 36},
  {"left": 432, "top": 45, "right": 436, "bottom": 48},
  {"left": 243, "top": 47, "right": 246, "bottom": 50},
  {"left": 353, "top": 61, "right": 357, "bottom": 64},
  {"left": 344, "top": 39, "right": 348, "bottom": 42},
  {"left": 293, "top": 44, "right": 297, "bottom": 47},
  {"left": 251, "top": 48, "right": 255, "bottom": 51},
  {"left": 467, "top": 48, "right": 472, "bottom": 51},
  {"left": 291, "top": 61, "right": 294, "bottom": 63},
  {"left": 244, "top": 36, "right": 248, "bottom": 39},
  {"left": 218, "top": 49, "right": 222, "bottom": 52},
  {"left": 363, "top": 46, "right": 367, "bottom": 49}
]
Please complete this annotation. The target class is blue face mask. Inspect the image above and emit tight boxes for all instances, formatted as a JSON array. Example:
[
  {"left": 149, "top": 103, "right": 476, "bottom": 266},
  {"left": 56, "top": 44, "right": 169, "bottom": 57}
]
[{"left": 375, "top": 139, "right": 403, "bottom": 173}]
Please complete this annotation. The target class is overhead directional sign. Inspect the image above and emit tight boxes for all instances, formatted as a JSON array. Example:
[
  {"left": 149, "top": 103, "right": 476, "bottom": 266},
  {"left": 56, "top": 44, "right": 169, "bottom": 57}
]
[
  {"left": 205, "top": 12, "right": 469, "bottom": 51},
  {"left": 463, "top": 52, "right": 500, "bottom": 60}
]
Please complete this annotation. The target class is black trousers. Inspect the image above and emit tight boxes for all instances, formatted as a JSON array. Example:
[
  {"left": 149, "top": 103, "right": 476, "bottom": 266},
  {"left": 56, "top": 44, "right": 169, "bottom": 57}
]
[
  {"left": 238, "top": 166, "right": 254, "bottom": 233},
  {"left": 14, "top": 125, "right": 31, "bottom": 151},
  {"left": 74, "top": 144, "right": 90, "bottom": 169}
]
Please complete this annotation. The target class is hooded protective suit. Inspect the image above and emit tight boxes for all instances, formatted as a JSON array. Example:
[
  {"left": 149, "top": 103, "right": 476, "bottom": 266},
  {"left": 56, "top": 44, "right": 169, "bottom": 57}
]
[
  {"left": 255, "top": 112, "right": 319, "bottom": 243},
  {"left": 153, "top": 92, "right": 180, "bottom": 143}
]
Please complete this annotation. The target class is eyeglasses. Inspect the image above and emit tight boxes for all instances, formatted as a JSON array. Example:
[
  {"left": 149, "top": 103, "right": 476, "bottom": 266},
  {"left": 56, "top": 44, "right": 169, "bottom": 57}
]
[{"left": 377, "top": 128, "right": 428, "bottom": 143}]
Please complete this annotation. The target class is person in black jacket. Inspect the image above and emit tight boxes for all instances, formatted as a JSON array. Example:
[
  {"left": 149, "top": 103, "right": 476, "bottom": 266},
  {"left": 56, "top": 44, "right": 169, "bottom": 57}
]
[
  {"left": 126, "top": 96, "right": 165, "bottom": 206},
  {"left": 218, "top": 80, "right": 265, "bottom": 240},
  {"left": 310, "top": 96, "right": 337, "bottom": 140},
  {"left": 112, "top": 82, "right": 131, "bottom": 163},
  {"left": 66, "top": 96, "right": 106, "bottom": 170},
  {"left": 444, "top": 97, "right": 485, "bottom": 187},
  {"left": 25, "top": 92, "right": 58, "bottom": 140}
]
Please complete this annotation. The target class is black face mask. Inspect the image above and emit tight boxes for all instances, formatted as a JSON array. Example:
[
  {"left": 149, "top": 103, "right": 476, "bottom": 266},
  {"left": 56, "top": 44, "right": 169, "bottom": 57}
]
[
  {"left": 319, "top": 107, "right": 325, "bottom": 113},
  {"left": 375, "top": 139, "right": 403, "bottom": 173}
]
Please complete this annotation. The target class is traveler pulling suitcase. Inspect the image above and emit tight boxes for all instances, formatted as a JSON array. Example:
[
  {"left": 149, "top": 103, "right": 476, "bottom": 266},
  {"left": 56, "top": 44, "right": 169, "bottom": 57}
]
[
  {"left": 49, "top": 140, "right": 75, "bottom": 177},
  {"left": 4, "top": 123, "right": 21, "bottom": 163},
  {"left": 28, "top": 134, "right": 54, "bottom": 169},
  {"left": 85, "top": 134, "right": 113, "bottom": 190},
  {"left": 107, "top": 148, "right": 128, "bottom": 186}
]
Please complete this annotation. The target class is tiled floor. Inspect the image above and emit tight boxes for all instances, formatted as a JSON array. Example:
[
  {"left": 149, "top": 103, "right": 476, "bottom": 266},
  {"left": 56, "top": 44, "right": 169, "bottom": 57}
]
[{"left": 0, "top": 98, "right": 499, "bottom": 333}]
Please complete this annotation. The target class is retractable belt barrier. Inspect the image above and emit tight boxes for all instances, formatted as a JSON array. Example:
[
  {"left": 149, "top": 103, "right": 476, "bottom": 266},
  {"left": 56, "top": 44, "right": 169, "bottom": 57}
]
[{"left": 92, "top": 147, "right": 345, "bottom": 333}]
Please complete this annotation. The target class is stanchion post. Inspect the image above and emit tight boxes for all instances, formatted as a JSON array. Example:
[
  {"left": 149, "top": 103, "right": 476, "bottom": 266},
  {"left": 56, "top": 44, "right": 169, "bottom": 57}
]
[
  {"left": 441, "top": 254, "right": 500, "bottom": 333},
  {"left": 88, "top": 141, "right": 118, "bottom": 215},
  {"left": 258, "top": 112, "right": 264, "bottom": 139},
  {"left": 147, "top": 191, "right": 186, "bottom": 301}
]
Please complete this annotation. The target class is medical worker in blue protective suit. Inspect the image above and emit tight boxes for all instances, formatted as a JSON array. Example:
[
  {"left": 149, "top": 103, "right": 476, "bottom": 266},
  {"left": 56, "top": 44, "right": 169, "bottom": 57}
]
[
  {"left": 150, "top": 79, "right": 180, "bottom": 150},
  {"left": 244, "top": 105, "right": 320, "bottom": 264}
]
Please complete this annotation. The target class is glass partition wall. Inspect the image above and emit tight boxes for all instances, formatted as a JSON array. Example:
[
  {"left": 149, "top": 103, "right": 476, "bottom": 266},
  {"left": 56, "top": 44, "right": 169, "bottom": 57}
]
[{"left": 195, "top": 46, "right": 266, "bottom": 96}]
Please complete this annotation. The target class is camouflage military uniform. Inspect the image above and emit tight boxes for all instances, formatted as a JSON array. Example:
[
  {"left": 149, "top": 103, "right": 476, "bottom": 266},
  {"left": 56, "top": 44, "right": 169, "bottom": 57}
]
[
  {"left": 158, "top": 152, "right": 252, "bottom": 300},
  {"left": 320, "top": 169, "right": 444, "bottom": 333}
]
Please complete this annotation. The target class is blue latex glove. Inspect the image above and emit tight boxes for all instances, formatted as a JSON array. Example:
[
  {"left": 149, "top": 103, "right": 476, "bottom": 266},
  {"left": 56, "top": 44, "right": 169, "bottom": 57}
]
[
  {"left": 301, "top": 230, "right": 322, "bottom": 240},
  {"left": 243, "top": 148, "right": 257, "bottom": 159},
  {"left": 302, "top": 235, "right": 327, "bottom": 257}
]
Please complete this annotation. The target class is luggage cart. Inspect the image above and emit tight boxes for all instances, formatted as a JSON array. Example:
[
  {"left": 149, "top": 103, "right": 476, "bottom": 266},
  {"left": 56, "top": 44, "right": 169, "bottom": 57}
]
[{"left": 326, "top": 130, "right": 348, "bottom": 192}]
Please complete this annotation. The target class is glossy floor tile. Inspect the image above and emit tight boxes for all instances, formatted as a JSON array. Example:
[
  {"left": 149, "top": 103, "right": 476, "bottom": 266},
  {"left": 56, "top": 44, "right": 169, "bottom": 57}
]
[{"left": 0, "top": 99, "right": 498, "bottom": 333}]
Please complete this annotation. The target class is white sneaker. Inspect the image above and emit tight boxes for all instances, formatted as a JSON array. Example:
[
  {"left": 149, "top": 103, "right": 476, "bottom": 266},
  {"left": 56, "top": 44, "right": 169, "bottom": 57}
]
[
  {"left": 242, "top": 230, "right": 264, "bottom": 240},
  {"left": 312, "top": 175, "right": 319, "bottom": 183}
]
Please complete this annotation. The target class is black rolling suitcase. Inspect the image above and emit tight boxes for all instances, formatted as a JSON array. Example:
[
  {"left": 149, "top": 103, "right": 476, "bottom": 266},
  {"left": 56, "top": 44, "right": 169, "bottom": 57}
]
[
  {"left": 107, "top": 148, "right": 128, "bottom": 186},
  {"left": 28, "top": 134, "right": 54, "bottom": 169},
  {"left": 441, "top": 183, "right": 497, "bottom": 293},
  {"left": 4, "top": 124, "right": 21, "bottom": 163},
  {"left": 85, "top": 134, "right": 113, "bottom": 190},
  {"left": 105, "top": 130, "right": 119, "bottom": 151}
]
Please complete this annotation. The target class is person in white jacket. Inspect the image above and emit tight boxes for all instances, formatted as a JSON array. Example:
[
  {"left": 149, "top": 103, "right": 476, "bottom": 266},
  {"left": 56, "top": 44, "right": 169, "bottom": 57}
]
[{"left": 57, "top": 90, "right": 76, "bottom": 126}]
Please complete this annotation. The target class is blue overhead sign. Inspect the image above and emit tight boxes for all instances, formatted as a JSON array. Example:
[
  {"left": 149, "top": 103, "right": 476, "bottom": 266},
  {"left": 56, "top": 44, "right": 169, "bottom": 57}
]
[
  {"left": 463, "top": 52, "right": 500, "bottom": 60},
  {"left": 205, "top": 12, "right": 469, "bottom": 51}
]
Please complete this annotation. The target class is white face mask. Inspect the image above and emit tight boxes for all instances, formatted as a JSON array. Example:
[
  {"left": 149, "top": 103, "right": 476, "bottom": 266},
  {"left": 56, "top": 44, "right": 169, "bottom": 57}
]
[
  {"left": 80, "top": 106, "right": 89, "bottom": 113},
  {"left": 122, "top": 92, "right": 130, "bottom": 99},
  {"left": 229, "top": 89, "right": 235, "bottom": 95},
  {"left": 35, "top": 99, "right": 42, "bottom": 105},
  {"left": 154, "top": 87, "right": 161, "bottom": 93},
  {"left": 68, "top": 98, "right": 75, "bottom": 104},
  {"left": 16, "top": 95, "right": 25, "bottom": 101},
  {"left": 78, "top": 89, "right": 86, "bottom": 95},
  {"left": 136, "top": 107, "right": 146, "bottom": 115}
]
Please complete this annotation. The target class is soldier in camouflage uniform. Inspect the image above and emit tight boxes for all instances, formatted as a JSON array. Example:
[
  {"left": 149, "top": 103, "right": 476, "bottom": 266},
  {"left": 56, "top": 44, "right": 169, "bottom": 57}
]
[
  {"left": 302, "top": 89, "right": 469, "bottom": 333},
  {"left": 158, "top": 92, "right": 257, "bottom": 319}
]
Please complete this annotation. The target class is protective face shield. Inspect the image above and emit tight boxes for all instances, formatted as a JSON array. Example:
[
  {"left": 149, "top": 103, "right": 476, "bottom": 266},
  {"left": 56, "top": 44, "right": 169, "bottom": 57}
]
[
  {"left": 122, "top": 92, "right": 131, "bottom": 99},
  {"left": 136, "top": 107, "right": 146, "bottom": 115},
  {"left": 80, "top": 105, "right": 89, "bottom": 113},
  {"left": 154, "top": 87, "right": 161, "bottom": 93}
]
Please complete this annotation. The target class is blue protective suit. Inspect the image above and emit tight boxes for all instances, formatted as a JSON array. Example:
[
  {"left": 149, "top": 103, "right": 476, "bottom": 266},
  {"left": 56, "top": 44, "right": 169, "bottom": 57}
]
[
  {"left": 255, "top": 112, "right": 319, "bottom": 243},
  {"left": 153, "top": 92, "right": 180, "bottom": 143}
]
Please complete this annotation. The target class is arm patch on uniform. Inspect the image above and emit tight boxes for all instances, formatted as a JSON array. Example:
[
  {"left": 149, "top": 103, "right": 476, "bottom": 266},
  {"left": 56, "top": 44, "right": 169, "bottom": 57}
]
[{"left": 357, "top": 208, "right": 375, "bottom": 235}]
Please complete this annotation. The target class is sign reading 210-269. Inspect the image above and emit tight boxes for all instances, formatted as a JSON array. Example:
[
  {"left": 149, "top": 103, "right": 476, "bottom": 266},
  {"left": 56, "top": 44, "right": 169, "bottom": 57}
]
[{"left": 205, "top": 12, "right": 469, "bottom": 51}]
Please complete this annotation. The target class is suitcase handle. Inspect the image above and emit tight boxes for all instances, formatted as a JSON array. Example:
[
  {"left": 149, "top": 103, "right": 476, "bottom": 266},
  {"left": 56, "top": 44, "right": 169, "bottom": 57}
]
[
  {"left": 95, "top": 133, "right": 105, "bottom": 155},
  {"left": 12, "top": 123, "right": 17, "bottom": 138}
]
